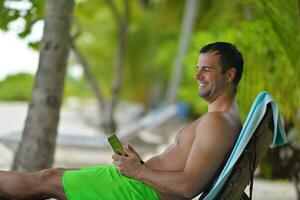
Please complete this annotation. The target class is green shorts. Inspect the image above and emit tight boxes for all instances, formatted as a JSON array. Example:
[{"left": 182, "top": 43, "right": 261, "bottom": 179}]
[{"left": 62, "top": 165, "right": 159, "bottom": 200}]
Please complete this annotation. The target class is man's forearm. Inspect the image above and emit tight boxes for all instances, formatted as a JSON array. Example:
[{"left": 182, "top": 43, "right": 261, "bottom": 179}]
[{"left": 135, "top": 165, "right": 192, "bottom": 198}]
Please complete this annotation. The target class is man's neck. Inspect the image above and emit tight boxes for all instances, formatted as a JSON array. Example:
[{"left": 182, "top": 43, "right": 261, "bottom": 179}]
[{"left": 207, "top": 90, "right": 236, "bottom": 113}]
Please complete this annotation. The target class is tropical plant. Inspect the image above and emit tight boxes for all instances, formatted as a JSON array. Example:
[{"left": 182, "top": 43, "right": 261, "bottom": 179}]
[{"left": 0, "top": 73, "right": 34, "bottom": 101}]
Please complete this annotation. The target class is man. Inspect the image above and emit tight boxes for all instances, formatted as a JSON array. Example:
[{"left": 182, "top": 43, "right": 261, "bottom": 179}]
[{"left": 0, "top": 41, "right": 244, "bottom": 200}]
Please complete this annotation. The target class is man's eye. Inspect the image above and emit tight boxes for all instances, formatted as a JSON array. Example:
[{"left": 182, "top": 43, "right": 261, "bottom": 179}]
[{"left": 203, "top": 67, "right": 210, "bottom": 71}]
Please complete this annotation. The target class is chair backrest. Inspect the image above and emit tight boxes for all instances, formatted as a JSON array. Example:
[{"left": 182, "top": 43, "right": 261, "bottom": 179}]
[{"left": 217, "top": 104, "right": 273, "bottom": 200}]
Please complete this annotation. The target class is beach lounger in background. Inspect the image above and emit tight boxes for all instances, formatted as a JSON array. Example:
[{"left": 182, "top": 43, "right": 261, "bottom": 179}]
[{"left": 0, "top": 104, "right": 180, "bottom": 150}]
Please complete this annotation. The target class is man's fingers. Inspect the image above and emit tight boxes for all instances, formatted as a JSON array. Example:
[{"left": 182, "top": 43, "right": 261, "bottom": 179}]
[
  {"left": 127, "top": 144, "right": 134, "bottom": 151},
  {"left": 124, "top": 146, "right": 131, "bottom": 155},
  {"left": 124, "top": 146, "right": 136, "bottom": 157},
  {"left": 113, "top": 161, "right": 127, "bottom": 174},
  {"left": 128, "top": 144, "right": 138, "bottom": 155},
  {"left": 113, "top": 159, "right": 123, "bottom": 167},
  {"left": 127, "top": 144, "right": 142, "bottom": 160},
  {"left": 112, "top": 160, "right": 118, "bottom": 167},
  {"left": 112, "top": 154, "right": 126, "bottom": 161},
  {"left": 112, "top": 154, "right": 119, "bottom": 160}
]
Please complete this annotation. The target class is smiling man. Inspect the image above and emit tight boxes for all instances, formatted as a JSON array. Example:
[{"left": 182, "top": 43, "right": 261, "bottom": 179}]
[
  {"left": 112, "top": 42, "right": 244, "bottom": 200},
  {"left": 0, "top": 42, "right": 244, "bottom": 200}
]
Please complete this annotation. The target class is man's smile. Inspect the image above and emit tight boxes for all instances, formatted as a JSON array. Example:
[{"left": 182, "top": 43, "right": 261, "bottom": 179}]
[{"left": 199, "top": 82, "right": 208, "bottom": 88}]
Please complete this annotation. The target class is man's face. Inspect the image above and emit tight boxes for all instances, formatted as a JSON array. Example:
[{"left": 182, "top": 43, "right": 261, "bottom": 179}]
[{"left": 195, "top": 51, "right": 228, "bottom": 102}]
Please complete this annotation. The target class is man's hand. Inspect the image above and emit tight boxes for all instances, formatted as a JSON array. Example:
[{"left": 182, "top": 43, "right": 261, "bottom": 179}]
[
  {"left": 112, "top": 144, "right": 142, "bottom": 178},
  {"left": 127, "top": 144, "right": 142, "bottom": 161}
]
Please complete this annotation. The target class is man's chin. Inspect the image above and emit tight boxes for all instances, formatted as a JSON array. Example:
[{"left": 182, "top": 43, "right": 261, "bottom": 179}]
[{"left": 198, "top": 92, "right": 209, "bottom": 99}]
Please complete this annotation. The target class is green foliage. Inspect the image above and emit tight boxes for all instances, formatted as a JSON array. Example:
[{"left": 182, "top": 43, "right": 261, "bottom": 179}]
[
  {"left": 0, "top": 0, "right": 298, "bottom": 125},
  {"left": 260, "top": 159, "right": 273, "bottom": 179},
  {"left": 0, "top": 73, "right": 34, "bottom": 101},
  {"left": 18, "top": 0, "right": 45, "bottom": 38},
  {"left": 259, "top": 0, "right": 300, "bottom": 127},
  {"left": 179, "top": 0, "right": 300, "bottom": 124},
  {"left": 73, "top": 0, "right": 119, "bottom": 97},
  {"left": 0, "top": 0, "right": 45, "bottom": 48},
  {"left": 64, "top": 76, "right": 93, "bottom": 99},
  {"left": 0, "top": 73, "right": 94, "bottom": 101},
  {"left": 72, "top": 0, "right": 183, "bottom": 105}
]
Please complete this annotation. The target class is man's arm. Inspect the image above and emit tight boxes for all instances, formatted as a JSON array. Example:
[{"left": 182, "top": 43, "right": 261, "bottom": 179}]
[{"left": 113, "top": 114, "right": 235, "bottom": 198}]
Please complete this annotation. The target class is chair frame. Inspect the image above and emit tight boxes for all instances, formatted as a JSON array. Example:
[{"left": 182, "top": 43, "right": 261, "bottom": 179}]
[{"left": 217, "top": 104, "right": 273, "bottom": 200}]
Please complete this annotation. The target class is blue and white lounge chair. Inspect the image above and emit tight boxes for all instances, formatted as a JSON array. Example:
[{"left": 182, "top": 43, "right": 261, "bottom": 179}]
[{"left": 199, "top": 91, "right": 288, "bottom": 200}]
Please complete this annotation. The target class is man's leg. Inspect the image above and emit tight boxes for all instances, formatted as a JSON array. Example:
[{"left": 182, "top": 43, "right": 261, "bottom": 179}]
[{"left": 0, "top": 168, "right": 73, "bottom": 200}]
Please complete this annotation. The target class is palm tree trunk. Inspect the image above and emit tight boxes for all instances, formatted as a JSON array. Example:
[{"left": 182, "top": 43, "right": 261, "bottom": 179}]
[{"left": 12, "top": 0, "right": 74, "bottom": 172}]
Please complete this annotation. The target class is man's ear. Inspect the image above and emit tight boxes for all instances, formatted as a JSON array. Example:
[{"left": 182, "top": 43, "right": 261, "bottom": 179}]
[{"left": 226, "top": 67, "right": 236, "bottom": 83}]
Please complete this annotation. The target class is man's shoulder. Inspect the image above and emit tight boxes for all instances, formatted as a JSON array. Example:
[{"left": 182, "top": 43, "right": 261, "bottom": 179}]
[
  {"left": 195, "top": 111, "right": 238, "bottom": 138},
  {"left": 198, "top": 112, "right": 230, "bottom": 127}
]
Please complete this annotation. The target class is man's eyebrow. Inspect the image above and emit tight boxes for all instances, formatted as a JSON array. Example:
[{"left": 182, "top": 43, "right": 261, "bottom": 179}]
[
  {"left": 204, "top": 66, "right": 212, "bottom": 68},
  {"left": 197, "top": 65, "right": 213, "bottom": 68}
]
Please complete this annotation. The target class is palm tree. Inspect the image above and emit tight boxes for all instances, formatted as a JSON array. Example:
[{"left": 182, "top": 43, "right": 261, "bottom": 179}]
[{"left": 12, "top": 0, "right": 74, "bottom": 172}]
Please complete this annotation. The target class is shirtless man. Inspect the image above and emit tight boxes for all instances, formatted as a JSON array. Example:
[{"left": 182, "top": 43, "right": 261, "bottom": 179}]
[{"left": 0, "top": 41, "right": 244, "bottom": 200}]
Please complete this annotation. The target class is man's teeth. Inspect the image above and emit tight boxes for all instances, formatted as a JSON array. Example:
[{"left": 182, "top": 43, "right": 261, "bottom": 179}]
[{"left": 200, "top": 83, "right": 205, "bottom": 86}]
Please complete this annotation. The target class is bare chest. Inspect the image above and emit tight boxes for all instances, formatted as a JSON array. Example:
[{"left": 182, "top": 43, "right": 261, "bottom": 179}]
[{"left": 154, "top": 120, "right": 200, "bottom": 170}]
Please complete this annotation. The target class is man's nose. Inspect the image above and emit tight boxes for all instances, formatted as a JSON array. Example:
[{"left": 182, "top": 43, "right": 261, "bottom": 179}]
[{"left": 195, "top": 70, "right": 202, "bottom": 81}]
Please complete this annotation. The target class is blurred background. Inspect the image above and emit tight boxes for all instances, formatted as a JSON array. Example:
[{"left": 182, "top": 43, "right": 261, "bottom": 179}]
[{"left": 0, "top": 0, "right": 299, "bottom": 199}]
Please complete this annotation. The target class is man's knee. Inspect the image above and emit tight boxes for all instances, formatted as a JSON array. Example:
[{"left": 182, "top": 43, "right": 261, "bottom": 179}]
[
  {"left": 33, "top": 168, "right": 66, "bottom": 198},
  {"left": 35, "top": 168, "right": 64, "bottom": 187}
]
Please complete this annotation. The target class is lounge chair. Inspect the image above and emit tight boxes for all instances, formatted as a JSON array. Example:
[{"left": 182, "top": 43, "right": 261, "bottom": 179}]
[{"left": 199, "top": 91, "right": 288, "bottom": 200}]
